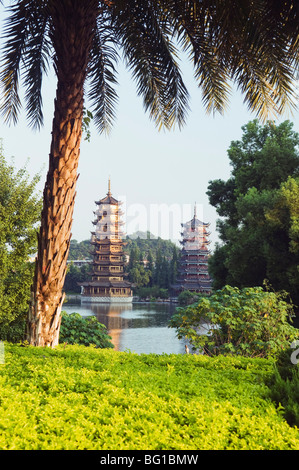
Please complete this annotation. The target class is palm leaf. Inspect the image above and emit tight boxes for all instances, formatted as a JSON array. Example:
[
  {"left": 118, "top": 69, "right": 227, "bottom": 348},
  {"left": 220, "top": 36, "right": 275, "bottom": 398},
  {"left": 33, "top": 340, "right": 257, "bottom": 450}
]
[
  {"left": 0, "top": 0, "right": 31, "bottom": 125},
  {"left": 0, "top": 0, "right": 50, "bottom": 128},
  {"left": 86, "top": 15, "right": 119, "bottom": 136},
  {"left": 161, "top": 0, "right": 298, "bottom": 120},
  {"left": 22, "top": 8, "right": 51, "bottom": 130},
  {"left": 111, "top": 0, "right": 190, "bottom": 130}
]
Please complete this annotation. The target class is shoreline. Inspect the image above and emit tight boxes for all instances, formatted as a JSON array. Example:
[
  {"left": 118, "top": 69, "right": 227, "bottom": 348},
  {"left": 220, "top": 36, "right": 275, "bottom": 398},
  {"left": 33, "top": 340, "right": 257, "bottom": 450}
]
[{"left": 63, "top": 294, "right": 179, "bottom": 304}]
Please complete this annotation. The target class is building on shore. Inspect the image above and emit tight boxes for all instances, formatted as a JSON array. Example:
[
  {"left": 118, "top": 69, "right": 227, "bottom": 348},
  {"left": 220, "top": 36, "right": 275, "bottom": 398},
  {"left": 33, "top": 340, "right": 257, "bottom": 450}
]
[
  {"left": 80, "top": 180, "right": 133, "bottom": 303},
  {"left": 172, "top": 206, "right": 212, "bottom": 295}
]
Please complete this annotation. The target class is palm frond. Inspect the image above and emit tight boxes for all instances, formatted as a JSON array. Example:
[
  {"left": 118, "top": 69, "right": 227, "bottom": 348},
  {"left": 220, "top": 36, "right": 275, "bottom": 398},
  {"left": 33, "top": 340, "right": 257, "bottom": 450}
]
[
  {"left": 22, "top": 8, "right": 51, "bottom": 130},
  {"left": 0, "top": 0, "right": 50, "bottom": 128},
  {"left": 1, "top": 0, "right": 298, "bottom": 131},
  {"left": 160, "top": 0, "right": 298, "bottom": 120},
  {"left": 86, "top": 17, "right": 119, "bottom": 136},
  {"left": 0, "top": 0, "right": 31, "bottom": 125},
  {"left": 227, "top": 0, "right": 298, "bottom": 120},
  {"left": 111, "top": 0, "right": 189, "bottom": 131}
]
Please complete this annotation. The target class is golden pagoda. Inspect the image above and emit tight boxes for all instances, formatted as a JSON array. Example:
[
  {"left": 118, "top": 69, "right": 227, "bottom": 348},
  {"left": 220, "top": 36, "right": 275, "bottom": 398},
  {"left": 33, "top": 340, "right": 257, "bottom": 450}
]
[{"left": 81, "top": 179, "right": 132, "bottom": 303}]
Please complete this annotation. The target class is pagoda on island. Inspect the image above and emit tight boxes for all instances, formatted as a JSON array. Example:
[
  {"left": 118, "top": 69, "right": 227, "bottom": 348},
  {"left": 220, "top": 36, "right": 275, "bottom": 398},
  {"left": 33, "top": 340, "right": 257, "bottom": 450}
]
[
  {"left": 172, "top": 206, "right": 212, "bottom": 295},
  {"left": 80, "top": 180, "right": 132, "bottom": 303}
]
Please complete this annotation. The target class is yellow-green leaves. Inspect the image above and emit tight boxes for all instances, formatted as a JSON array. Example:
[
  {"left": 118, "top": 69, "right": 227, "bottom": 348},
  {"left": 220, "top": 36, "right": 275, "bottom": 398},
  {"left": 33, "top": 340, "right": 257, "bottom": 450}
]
[{"left": 0, "top": 343, "right": 299, "bottom": 449}]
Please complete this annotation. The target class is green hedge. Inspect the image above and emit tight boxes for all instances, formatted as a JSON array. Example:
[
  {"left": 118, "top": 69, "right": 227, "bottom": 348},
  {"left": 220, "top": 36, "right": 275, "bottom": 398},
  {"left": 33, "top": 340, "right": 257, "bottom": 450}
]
[{"left": 0, "top": 343, "right": 299, "bottom": 449}]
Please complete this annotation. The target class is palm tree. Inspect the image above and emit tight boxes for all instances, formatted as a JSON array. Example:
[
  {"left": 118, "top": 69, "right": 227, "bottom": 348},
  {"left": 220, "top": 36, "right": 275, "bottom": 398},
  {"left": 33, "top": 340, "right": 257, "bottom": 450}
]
[{"left": 1, "top": 0, "right": 298, "bottom": 347}]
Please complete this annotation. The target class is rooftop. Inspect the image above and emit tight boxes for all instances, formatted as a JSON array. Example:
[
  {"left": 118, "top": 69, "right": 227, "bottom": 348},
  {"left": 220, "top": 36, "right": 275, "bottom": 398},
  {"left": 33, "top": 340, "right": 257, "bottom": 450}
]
[{"left": 95, "top": 178, "right": 120, "bottom": 205}]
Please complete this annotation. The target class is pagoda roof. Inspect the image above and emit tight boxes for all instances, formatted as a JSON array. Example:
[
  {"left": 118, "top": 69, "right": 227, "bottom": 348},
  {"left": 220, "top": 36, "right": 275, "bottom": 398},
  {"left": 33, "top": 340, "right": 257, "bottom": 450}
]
[
  {"left": 81, "top": 280, "right": 132, "bottom": 288},
  {"left": 179, "top": 244, "right": 211, "bottom": 254},
  {"left": 181, "top": 217, "right": 210, "bottom": 228},
  {"left": 177, "top": 270, "right": 209, "bottom": 275},
  {"left": 93, "top": 248, "right": 125, "bottom": 255},
  {"left": 93, "top": 260, "right": 124, "bottom": 266},
  {"left": 95, "top": 194, "right": 119, "bottom": 205},
  {"left": 181, "top": 251, "right": 209, "bottom": 257},
  {"left": 90, "top": 235, "right": 124, "bottom": 244},
  {"left": 95, "top": 178, "right": 121, "bottom": 206}
]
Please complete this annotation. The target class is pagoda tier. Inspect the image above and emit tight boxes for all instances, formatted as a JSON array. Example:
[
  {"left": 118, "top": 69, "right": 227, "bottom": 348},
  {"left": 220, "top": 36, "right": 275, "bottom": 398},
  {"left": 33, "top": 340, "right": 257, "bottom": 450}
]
[
  {"left": 81, "top": 179, "right": 133, "bottom": 303},
  {"left": 172, "top": 206, "right": 213, "bottom": 295}
]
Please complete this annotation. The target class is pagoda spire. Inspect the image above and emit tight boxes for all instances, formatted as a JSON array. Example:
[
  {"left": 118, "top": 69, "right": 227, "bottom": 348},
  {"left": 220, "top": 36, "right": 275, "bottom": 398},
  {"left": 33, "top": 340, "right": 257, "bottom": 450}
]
[
  {"left": 107, "top": 176, "right": 111, "bottom": 196},
  {"left": 194, "top": 202, "right": 197, "bottom": 219}
]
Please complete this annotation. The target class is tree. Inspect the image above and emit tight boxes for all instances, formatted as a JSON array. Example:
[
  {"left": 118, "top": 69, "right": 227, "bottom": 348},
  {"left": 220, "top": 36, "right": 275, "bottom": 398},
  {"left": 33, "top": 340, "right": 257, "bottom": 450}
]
[
  {"left": 170, "top": 285, "right": 299, "bottom": 358},
  {"left": 63, "top": 262, "right": 90, "bottom": 293},
  {"left": 67, "top": 240, "right": 91, "bottom": 260},
  {"left": 264, "top": 177, "right": 299, "bottom": 302},
  {"left": 130, "top": 265, "right": 150, "bottom": 289},
  {"left": 154, "top": 247, "right": 163, "bottom": 286},
  {"left": 127, "top": 244, "right": 150, "bottom": 288},
  {"left": 146, "top": 250, "right": 154, "bottom": 287},
  {"left": 1, "top": 1, "right": 298, "bottom": 346},
  {"left": 169, "top": 245, "right": 178, "bottom": 285},
  {"left": 127, "top": 245, "right": 140, "bottom": 275},
  {"left": 0, "top": 143, "right": 42, "bottom": 341},
  {"left": 207, "top": 120, "right": 299, "bottom": 304}
]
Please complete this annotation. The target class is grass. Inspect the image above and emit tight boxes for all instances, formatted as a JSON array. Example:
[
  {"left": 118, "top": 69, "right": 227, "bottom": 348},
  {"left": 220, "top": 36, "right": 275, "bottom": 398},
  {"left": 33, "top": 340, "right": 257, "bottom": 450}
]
[{"left": 0, "top": 343, "right": 299, "bottom": 450}]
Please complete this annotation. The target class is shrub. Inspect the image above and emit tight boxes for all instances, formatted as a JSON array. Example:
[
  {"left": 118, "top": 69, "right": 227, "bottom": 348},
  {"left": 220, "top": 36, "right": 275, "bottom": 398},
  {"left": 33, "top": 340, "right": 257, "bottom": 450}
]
[
  {"left": 169, "top": 285, "right": 299, "bottom": 358},
  {"left": 136, "top": 286, "right": 169, "bottom": 300},
  {"left": 268, "top": 347, "right": 299, "bottom": 427},
  {"left": 177, "top": 290, "right": 201, "bottom": 306},
  {"left": 59, "top": 312, "right": 114, "bottom": 349},
  {"left": 1, "top": 344, "right": 299, "bottom": 449}
]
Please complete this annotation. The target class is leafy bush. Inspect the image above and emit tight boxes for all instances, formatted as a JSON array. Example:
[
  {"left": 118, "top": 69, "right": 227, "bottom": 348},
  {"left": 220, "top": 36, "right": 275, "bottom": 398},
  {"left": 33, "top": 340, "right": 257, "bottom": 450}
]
[
  {"left": 136, "top": 286, "right": 169, "bottom": 300},
  {"left": 269, "top": 347, "right": 299, "bottom": 427},
  {"left": 177, "top": 290, "right": 201, "bottom": 306},
  {"left": 169, "top": 285, "right": 299, "bottom": 358},
  {"left": 0, "top": 148, "right": 42, "bottom": 341},
  {"left": 59, "top": 312, "right": 113, "bottom": 349},
  {"left": 0, "top": 316, "right": 26, "bottom": 343},
  {"left": 0, "top": 343, "right": 299, "bottom": 449}
]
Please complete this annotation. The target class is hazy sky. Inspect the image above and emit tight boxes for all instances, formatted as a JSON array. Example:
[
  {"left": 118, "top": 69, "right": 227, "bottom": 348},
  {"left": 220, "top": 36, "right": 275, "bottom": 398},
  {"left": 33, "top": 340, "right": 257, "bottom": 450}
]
[{"left": 1, "top": 7, "right": 298, "bottom": 248}]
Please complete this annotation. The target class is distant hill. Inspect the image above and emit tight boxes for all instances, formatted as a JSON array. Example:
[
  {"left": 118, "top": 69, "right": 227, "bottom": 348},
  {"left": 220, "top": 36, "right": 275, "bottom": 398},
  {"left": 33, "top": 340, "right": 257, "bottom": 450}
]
[
  {"left": 127, "top": 230, "right": 157, "bottom": 240},
  {"left": 124, "top": 232, "right": 179, "bottom": 261},
  {"left": 68, "top": 239, "right": 91, "bottom": 260},
  {"left": 68, "top": 232, "right": 180, "bottom": 262}
]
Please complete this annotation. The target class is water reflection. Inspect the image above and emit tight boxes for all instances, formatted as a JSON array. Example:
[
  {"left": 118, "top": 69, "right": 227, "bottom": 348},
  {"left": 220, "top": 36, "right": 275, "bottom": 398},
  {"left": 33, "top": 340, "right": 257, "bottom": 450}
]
[{"left": 62, "top": 301, "right": 186, "bottom": 355}]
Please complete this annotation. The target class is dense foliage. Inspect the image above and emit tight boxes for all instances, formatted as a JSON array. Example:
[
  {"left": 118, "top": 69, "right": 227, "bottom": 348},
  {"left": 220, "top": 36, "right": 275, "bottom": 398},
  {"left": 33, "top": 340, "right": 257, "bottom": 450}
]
[
  {"left": 1, "top": 343, "right": 299, "bottom": 450},
  {"left": 136, "top": 286, "right": 169, "bottom": 301},
  {"left": 0, "top": 144, "right": 41, "bottom": 341},
  {"left": 170, "top": 285, "right": 299, "bottom": 358},
  {"left": 59, "top": 312, "right": 113, "bottom": 349},
  {"left": 207, "top": 120, "right": 299, "bottom": 305},
  {"left": 127, "top": 239, "right": 179, "bottom": 292},
  {"left": 63, "top": 262, "right": 90, "bottom": 294},
  {"left": 67, "top": 239, "right": 91, "bottom": 260},
  {"left": 177, "top": 290, "right": 202, "bottom": 306},
  {"left": 268, "top": 346, "right": 299, "bottom": 427}
]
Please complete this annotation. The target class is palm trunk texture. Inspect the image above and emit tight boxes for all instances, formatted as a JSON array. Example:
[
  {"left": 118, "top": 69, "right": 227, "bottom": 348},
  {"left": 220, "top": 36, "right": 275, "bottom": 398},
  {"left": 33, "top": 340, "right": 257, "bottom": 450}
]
[{"left": 27, "top": 1, "right": 98, "bottom": 347}]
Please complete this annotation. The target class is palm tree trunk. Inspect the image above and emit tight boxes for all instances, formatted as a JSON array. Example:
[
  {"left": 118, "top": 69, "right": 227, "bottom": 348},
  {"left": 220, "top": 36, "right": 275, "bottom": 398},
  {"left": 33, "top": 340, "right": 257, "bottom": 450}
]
[{"left": 27, "top": 1, "right": 98, "bottom": 347}]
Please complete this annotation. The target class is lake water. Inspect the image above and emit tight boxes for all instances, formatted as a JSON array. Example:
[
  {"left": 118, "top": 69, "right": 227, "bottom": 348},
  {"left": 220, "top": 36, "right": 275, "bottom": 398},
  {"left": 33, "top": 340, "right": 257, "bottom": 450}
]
[{"left": 62, "top": 301, "right": 187, "bottom": 355}]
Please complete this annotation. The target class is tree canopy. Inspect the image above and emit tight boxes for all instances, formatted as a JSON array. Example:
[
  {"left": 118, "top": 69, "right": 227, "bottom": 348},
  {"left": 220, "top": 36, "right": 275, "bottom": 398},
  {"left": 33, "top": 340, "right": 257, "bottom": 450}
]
[
  {"left": 0, "top": 143, "right": 42, "bottom": 340},
  {"left": 207, "top": 120, "right": 299, "bottom": 306},
  {"left": 1, "top": 0, "right": 298, "bottom": 131}
]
